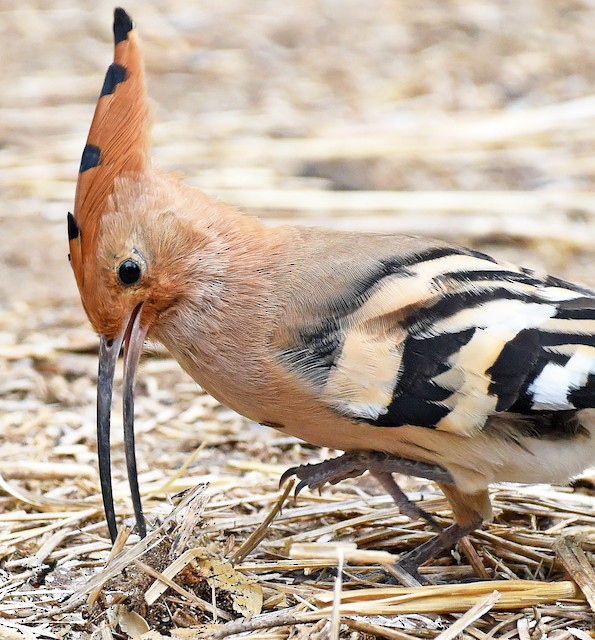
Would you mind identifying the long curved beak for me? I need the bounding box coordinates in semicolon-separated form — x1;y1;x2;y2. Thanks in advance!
97;303;148;542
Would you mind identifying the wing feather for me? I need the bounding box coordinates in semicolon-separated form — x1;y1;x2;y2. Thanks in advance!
278;243;595;435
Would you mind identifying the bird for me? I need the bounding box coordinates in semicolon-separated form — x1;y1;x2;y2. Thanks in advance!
68;8;595;583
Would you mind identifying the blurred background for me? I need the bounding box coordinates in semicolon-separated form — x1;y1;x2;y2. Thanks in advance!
2;0;595;311
1;0;595;573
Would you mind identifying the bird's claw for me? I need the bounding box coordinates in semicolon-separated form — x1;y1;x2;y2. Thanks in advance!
279;453;369;497
295;478;311;496
280;465;330;494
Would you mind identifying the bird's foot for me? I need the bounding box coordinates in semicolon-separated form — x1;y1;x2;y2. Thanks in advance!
280;451;452;531
281;450;453;491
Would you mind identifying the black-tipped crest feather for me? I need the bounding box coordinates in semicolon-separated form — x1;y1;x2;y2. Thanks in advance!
113;7;134;44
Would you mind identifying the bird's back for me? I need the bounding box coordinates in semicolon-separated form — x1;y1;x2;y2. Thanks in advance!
273;227;595;437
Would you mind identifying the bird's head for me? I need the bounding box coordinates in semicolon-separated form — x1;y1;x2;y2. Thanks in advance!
68;8;207;542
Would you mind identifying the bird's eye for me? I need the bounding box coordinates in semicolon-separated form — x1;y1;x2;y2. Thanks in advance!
118;259;142;286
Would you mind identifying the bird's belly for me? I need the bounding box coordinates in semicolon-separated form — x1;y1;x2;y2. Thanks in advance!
166;341;595;495
488;412;595;486
395;412;595;494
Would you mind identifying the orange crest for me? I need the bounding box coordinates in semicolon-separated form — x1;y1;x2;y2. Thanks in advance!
69;8;150;290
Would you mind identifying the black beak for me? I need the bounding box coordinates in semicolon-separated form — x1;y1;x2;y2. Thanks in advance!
97;304;148;542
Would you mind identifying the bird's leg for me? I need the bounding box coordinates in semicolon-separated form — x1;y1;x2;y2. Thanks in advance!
388;517;483;586
371;470;443;532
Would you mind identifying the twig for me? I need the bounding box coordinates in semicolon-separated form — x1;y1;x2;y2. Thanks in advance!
230;479;292;564
329;546;344;640
343;618;422;640
458;535;490;579
434;590;500;640
201;607;316;639
87;526;131;607
554;536;595;612
23;484;208;621
134;559;233;621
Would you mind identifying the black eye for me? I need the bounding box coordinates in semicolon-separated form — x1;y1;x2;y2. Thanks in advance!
118;259;142;286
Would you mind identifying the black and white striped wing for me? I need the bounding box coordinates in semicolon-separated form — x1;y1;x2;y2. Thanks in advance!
279;246;595;435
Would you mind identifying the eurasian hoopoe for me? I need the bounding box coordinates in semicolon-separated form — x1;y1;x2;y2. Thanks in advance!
68;8;595;583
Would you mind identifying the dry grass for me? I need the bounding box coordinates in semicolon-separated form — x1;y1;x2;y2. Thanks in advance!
1;0;595;637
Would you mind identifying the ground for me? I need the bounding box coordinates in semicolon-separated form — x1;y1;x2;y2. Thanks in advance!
1;1;595;638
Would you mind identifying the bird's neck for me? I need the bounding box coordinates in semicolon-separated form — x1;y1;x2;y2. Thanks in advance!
150;205;292;411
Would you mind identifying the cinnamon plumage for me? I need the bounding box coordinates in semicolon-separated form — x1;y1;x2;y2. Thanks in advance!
69;8;595;581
